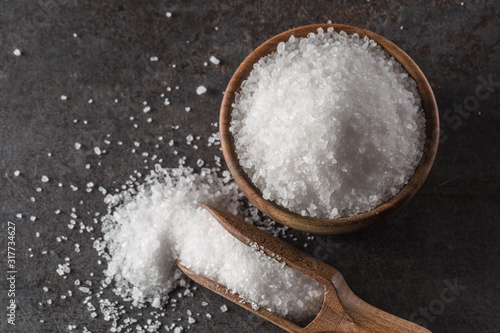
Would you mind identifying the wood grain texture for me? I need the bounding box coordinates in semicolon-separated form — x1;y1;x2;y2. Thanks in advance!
220;24;439;234
178;205;431;333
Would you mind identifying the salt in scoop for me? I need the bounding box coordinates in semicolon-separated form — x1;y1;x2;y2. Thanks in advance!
177;205;430;333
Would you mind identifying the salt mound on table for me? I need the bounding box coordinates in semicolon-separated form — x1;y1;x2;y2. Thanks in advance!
97;165;324;323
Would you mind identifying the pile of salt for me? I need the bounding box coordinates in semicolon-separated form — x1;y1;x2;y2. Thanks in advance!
231;28;425;218
98;165;324;323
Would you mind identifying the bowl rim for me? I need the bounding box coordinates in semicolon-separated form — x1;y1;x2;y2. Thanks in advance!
220;23;439;234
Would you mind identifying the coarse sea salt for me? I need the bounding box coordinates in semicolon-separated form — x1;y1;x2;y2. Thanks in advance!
209;56;220;65
231;28;425;218
96;165;324;324
196;85;207;95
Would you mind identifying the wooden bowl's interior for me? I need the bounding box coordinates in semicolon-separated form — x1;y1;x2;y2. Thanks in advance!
220;24;439;234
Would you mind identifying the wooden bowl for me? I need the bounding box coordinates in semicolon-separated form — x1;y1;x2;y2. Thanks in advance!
220;24;439;234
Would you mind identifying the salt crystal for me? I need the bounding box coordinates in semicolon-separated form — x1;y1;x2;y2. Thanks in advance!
57;263;71;276
61;95;67;100
151;297;161;308
220;305;228;312
196;86;207;95
166;11;172;17
13;49;21;56
41;175;49;183
14;170;20;177
209;56;220;65
74;142;81;150
79;287;90;293
143;106;151;113
94;147;101;155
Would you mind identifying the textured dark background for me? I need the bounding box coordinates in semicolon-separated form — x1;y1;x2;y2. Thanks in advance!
1;1;499;332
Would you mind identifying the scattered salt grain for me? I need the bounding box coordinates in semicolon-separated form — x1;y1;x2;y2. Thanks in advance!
220;305;228;313
61;95;67;100
209;56;220;65
13;49;21;56
79;287;90;294
14;170;20;177
94;147;101;155
75;142;81;150
231;28;425;218
41;175;49;183
166;11;172;17
196;86;207;95
56;263;71;276
150;56;159;62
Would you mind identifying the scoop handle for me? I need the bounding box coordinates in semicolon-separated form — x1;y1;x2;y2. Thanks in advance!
304;271;431;333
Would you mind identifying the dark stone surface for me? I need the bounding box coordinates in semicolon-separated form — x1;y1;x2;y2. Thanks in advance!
1;1;499;332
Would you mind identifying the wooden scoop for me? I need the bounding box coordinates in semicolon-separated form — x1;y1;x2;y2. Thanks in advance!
177;204;431;333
